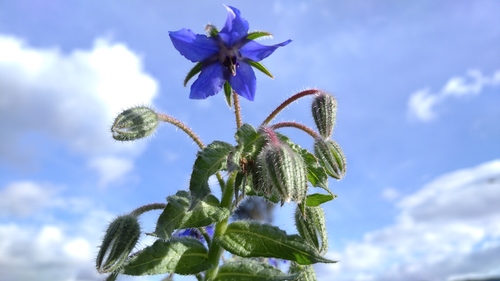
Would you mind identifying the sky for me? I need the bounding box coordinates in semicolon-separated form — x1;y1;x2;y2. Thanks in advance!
0;0;499;280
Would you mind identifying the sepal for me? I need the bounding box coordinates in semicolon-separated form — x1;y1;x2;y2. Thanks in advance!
111;106;158;141
311;92;337;139
96;214;141;273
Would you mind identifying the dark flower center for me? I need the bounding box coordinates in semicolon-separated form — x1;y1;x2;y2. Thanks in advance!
222;55;239;76
219;45;241;76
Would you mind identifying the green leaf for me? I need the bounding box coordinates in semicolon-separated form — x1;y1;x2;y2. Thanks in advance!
218;221;336;265
235;123;266;158
214;259;297;281
183;62;203;86
122;237;212;276
153;192;229;240
247;60;274;79
224;81;232;108
190;141;234;205
289;262;317;281
246;31;273;40
305;193;336;207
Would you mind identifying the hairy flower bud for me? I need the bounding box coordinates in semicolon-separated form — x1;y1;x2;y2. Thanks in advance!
295;205;328;254
254;140;308;205
311;92;337;139
96;214;141;273
111;106;158;141
314;138;346;179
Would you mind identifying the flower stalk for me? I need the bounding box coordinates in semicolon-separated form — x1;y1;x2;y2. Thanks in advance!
261;88;321;125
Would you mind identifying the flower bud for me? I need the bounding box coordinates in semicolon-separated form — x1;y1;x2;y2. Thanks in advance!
311;92;337;139
111;106;158;141
295;205;328;254
254;141;308;205
96;214;141;273
314;138;346;179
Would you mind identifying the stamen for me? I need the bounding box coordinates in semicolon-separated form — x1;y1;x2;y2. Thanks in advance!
222;55;239;76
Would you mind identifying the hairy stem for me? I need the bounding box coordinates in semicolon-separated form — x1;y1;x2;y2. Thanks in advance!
233;91;242;129
157;113;205;149
261;88;320;126
205;173;236;281
270;121;321;139
130;203;166;217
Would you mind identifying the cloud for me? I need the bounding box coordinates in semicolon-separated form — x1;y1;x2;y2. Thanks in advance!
318;160;500;281
0;34;158;163
88;156;135;188
0;180;115;281
407;69;500;121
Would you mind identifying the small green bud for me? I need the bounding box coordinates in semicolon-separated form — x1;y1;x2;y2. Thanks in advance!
96;214;141;273
255;140;308;205
311;92;337;139
288;262;317;281
314;138;346;179
111;106;158;141
295;205;328;254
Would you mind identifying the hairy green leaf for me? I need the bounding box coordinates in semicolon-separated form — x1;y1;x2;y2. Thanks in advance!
235;123;266;158
218;221;336;265
154;192;229;240
190;141;233;204
122;237;211;276
215;259;297;281
305;193;336;207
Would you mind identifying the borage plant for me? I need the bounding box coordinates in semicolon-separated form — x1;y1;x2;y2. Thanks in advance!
96;5;346;281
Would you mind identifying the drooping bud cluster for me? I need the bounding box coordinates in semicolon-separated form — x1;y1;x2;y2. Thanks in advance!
295;205;328;254
253;128;308;205
96;214;141;273
314;138;346;179
311;91;337;139
111;106;159;141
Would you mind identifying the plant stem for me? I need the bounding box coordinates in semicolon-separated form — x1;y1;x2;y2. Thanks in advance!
205;172;236;281
130;203;166;217
270;121;321;139
261;88;320;126
233;91;242;129
157;113;205;149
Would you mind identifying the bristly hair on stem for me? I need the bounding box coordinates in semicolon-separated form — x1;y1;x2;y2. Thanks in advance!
157;113;205;149
261;88;321;126
270;121;321;139
233;91;242;129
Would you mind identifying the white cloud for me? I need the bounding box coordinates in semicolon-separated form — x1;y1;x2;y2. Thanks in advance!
0;34;157;162
88;156;135;188
407;69;500;121
0;181;59;217
317;160;500;281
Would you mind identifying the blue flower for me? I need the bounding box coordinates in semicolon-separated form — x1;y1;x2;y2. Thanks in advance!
169;5;291;101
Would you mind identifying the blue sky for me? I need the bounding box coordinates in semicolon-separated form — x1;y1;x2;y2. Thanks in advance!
1;1;500;280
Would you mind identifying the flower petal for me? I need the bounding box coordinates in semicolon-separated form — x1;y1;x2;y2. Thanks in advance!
240;39;292;62
190;63;225;99
169;29;219;62
229;62;256;101
219;5;249;46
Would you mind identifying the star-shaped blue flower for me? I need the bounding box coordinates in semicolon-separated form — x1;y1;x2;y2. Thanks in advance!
169;5;291;101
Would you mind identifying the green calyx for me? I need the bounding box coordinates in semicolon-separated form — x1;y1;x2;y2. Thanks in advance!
254;140;308;205
111;106;158;141
96;214;141;273
314;138;346;179
311;92;337;139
